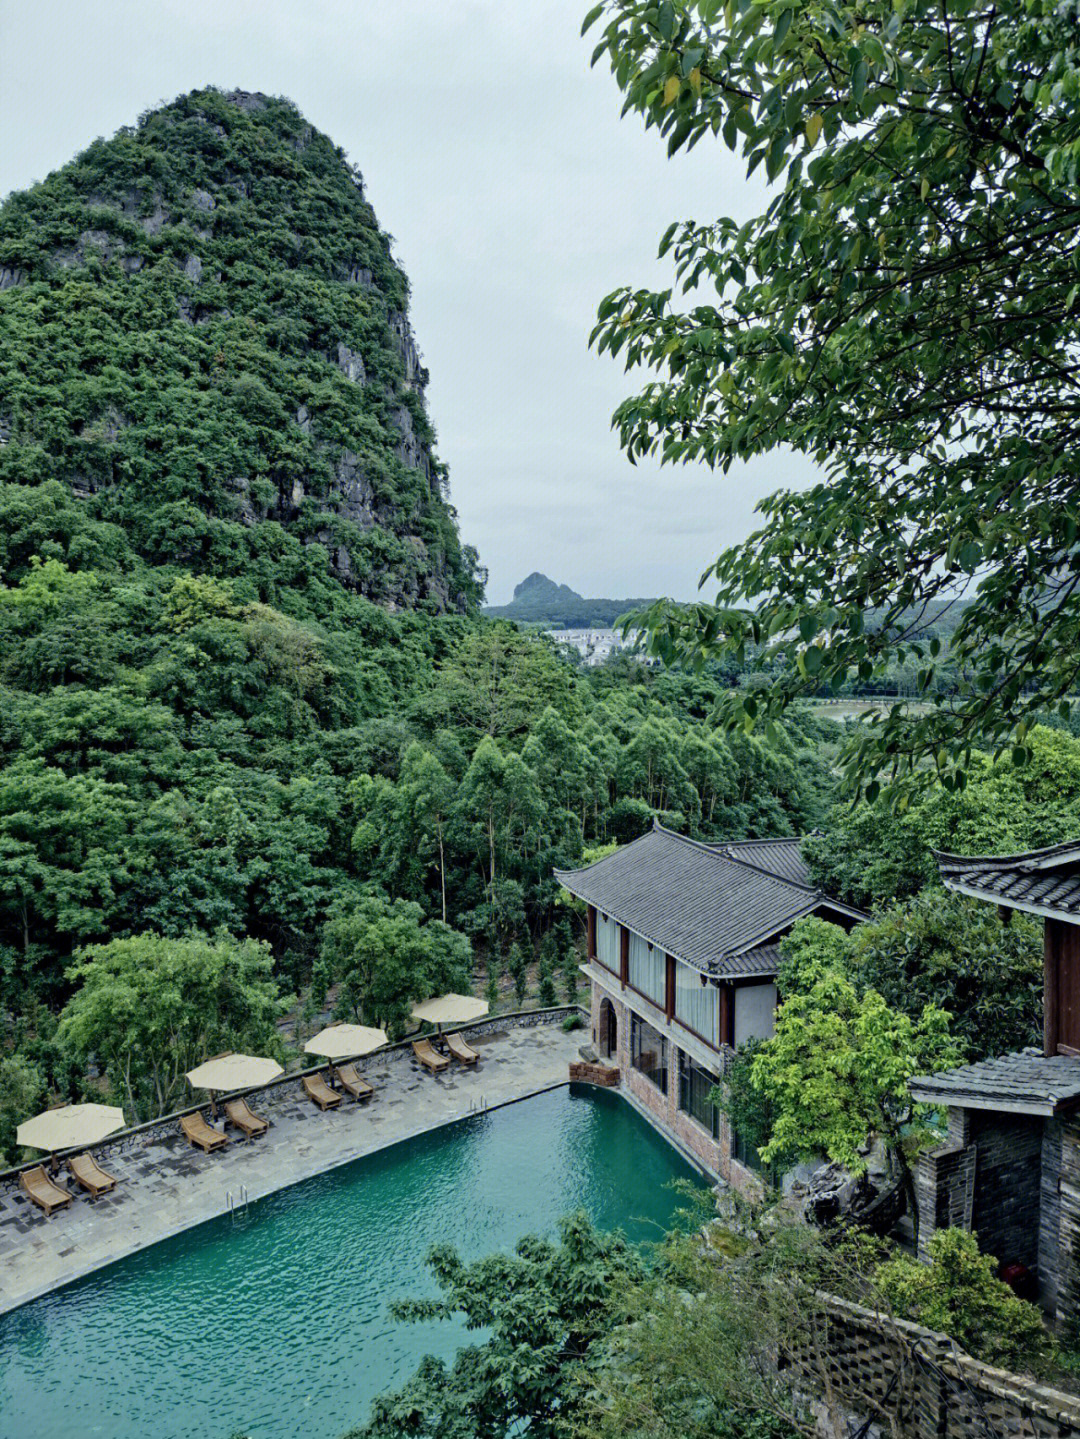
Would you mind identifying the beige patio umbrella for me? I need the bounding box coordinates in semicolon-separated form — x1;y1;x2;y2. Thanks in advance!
304;1022;388;1083
18;1103;127;1174
411;993;489;1032
185;1052;283;1117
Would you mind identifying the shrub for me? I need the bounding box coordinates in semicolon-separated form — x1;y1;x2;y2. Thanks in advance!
875;1228;1052;1372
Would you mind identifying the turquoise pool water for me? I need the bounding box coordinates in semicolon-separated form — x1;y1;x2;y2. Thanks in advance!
0;1086;703;1439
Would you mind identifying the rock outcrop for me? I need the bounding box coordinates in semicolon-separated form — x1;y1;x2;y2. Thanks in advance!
0;86;480;611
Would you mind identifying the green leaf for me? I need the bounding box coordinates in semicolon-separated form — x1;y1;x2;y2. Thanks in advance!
581;3;605;36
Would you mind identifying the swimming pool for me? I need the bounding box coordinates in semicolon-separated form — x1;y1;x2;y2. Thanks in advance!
0;1086;705;1439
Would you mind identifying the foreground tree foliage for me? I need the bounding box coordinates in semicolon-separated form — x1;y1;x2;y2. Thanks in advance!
346;1212;643;1439
587;0;1080;795
56;930;285;1121
876;1227;1053;1372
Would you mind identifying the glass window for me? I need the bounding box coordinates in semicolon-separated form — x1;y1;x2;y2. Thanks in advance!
678;1051;720;1140
628;931;665;1006
674;963;718;1046
630;1013;668;1093
732;1121;765;1174
596;912;620;975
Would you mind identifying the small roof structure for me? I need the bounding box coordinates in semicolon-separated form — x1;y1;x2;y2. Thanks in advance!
715;837;814;888
909;1049;1080;1117
304;1023;388;1060
411;994;488;1026
555;822;865;978
17;1103;127;1154
185;1053;283;1092
935;840;1080;924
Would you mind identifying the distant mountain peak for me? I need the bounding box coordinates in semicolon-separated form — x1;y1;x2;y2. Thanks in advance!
513;572;580;602
487;574;657;628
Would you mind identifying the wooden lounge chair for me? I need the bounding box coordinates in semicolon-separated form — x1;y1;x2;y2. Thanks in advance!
445;1032;479;1067
180;1112;228;1153
303;1073;342;1110
412;1038;451;1074
20;1165;73;1216
224;1098;269;1140
68;1152;118;1199
337;1064;374;1102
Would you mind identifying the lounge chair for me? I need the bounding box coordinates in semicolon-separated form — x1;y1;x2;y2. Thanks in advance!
68;1151;118;1199
225;1098;269;1140
180;1112;228;1153
412;1038;451;1074
303;1073;342;1110
20;1165;73;1216
445;1032;479;1067
337;1064;374;1102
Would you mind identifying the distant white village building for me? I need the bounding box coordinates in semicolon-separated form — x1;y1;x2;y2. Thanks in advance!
548;627;645;666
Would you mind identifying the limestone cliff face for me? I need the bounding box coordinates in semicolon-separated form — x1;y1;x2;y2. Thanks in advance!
0;88;481;611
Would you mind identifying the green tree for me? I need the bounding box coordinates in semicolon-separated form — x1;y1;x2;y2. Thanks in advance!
0;1054;47;1166
347;1212;643;1439
851;891;1042;1062
507;942;529;1008
805;724;1080;909
56;931;284;1122
586;0;1080;794
751;939;960;1237
485;951;501;1014
538;946;558;1009
318;895;472;1037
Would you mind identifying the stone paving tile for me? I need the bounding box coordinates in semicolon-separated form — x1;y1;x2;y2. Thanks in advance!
0;1021;580;1314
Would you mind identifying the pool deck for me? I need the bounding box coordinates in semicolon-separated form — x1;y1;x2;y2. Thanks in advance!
0;1022;581;1316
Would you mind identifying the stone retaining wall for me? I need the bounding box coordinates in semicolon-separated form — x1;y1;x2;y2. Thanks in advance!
803;1292;1080;1438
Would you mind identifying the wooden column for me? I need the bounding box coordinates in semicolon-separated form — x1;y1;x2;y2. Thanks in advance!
586;906;596;961
718;983;734;1049
665;954;676;1021
1046;919;1059;1058
620;926;629;988
1048;917;1080;1056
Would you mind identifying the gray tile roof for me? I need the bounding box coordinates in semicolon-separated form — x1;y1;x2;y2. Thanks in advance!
717;838;812;888
730;943;785;978
935;840;1080;920
909;1049;1080;1116
555;823;864;978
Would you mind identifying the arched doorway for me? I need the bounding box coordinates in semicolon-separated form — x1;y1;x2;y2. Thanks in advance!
598;998;617;1060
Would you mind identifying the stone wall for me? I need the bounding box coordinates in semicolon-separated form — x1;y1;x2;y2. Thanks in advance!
1039;1117;1080;1322
801;1291;1080;1439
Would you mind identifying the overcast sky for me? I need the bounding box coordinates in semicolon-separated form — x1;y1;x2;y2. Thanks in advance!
0;0;819;604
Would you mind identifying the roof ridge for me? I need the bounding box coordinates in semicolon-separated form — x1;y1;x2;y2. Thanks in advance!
552;826;656;880
654;822;811;890
933;838;1080;869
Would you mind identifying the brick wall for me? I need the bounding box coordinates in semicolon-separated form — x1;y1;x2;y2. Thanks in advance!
969;1111;1044;1269
587;981;765;1190
917;1107;1042;1270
